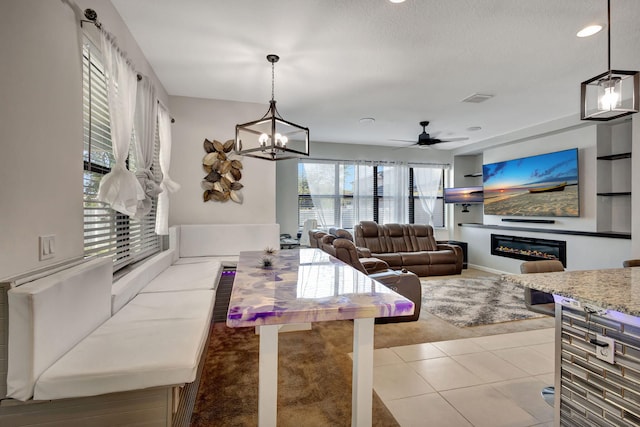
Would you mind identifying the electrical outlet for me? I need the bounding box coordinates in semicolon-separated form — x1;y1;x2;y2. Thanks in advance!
39;235;55;261
595;334;615;364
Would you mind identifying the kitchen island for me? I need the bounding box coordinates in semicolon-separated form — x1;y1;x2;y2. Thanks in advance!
506;267;640;427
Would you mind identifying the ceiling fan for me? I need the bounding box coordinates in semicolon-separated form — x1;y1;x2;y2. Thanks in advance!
394;121;469;148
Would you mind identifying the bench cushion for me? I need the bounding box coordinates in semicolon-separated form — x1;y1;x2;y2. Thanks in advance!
34;290;215;400
140;260;222;292
178;224;280;257
7;258;112;401
111;250;175;314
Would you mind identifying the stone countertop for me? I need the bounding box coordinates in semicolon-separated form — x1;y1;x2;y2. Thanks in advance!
226;248;414;327
505;267;640;317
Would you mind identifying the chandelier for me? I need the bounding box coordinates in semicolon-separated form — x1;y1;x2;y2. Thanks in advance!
235;54;310;160
580;0;639;121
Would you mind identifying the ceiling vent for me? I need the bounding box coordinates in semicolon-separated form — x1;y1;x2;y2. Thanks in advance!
461;93;494;103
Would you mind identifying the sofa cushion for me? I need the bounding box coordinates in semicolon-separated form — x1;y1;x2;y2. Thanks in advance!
399;251;430;267
355;221;388;253
140;260;222;292
407;224;438;251
34;290;215;400
371;252;403;268
384;224;411;252
428;249;458;264
7;258;112;401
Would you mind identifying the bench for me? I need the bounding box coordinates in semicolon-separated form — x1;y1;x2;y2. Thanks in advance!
0;223;280;426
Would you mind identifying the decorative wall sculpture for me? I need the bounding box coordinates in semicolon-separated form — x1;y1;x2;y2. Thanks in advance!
202;138;244;204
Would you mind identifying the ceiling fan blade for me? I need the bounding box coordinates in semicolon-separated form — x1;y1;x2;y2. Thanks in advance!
389;138;417;143
440;137;469;142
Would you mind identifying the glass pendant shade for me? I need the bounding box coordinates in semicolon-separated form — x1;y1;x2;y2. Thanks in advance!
580;0;639;121
581;70;639;121
235;55;310;160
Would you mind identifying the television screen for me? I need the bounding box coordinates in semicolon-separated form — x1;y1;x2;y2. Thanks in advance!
482;148;579;217
444;186;484;204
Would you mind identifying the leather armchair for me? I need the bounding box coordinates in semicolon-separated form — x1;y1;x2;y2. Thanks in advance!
332;238;421;322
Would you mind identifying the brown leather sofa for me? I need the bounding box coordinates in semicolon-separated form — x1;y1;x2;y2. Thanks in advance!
354;221;463;277
331;238;421;323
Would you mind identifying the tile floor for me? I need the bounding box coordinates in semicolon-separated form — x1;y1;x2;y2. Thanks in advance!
373;328;556;427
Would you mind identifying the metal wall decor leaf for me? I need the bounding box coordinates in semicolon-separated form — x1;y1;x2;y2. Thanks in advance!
201;136;244;204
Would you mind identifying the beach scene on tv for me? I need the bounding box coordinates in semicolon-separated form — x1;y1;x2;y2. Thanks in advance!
483;148;579;217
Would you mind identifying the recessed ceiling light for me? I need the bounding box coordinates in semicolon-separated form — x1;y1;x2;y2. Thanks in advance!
577;25;603;37
389;0;406;3
467;126;482;131
359;117;375;125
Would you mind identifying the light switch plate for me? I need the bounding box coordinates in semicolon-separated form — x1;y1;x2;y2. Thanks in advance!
39;235;55;261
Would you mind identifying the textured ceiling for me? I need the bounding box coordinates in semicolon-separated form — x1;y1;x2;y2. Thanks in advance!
111;0;640;151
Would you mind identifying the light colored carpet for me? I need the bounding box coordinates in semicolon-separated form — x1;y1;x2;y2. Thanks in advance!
421;275;545;327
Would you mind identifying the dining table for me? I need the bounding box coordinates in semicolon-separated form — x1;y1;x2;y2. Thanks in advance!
226;248;415;426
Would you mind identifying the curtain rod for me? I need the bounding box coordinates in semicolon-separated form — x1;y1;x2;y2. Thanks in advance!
157;100;175;124
80;8;102;29
300;157;450;168
80;9;176;125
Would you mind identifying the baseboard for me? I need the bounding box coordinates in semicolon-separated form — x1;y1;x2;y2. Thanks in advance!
467;264;510;276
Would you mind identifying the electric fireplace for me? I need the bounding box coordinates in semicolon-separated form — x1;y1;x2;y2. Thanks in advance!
491;234;566;267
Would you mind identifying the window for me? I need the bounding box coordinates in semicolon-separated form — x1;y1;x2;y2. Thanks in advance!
298;161;445;229
82;38;161;271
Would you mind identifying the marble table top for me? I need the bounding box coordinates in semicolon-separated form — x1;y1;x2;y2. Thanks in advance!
505;267;640;317
226;248;415;327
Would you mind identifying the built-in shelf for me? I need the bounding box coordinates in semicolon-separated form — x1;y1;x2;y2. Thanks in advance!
596;152;631;161
597;192;632;197
463;172;483;177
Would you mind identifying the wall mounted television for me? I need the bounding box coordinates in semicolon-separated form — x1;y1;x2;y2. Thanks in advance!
482;148;579;217
444;186;484;204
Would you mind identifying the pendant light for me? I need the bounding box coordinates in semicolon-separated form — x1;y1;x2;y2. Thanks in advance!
235;54;310;160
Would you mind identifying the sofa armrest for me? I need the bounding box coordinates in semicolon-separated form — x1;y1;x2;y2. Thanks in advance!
360;257;390;274
356;246;372;258
437;244;463;271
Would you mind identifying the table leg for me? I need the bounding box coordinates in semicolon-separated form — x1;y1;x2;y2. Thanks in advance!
259;324;279;426
352;317;374;427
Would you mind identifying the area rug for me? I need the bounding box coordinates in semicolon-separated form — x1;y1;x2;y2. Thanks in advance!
191;321;400;427
421;276;545;327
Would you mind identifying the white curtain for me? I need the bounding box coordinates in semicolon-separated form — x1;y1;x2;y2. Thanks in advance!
353;161;374;224
302;162;334;229
413;166;443;226
97;30;144;216
133;75;162;218
155;104;181;235
380;163;408;224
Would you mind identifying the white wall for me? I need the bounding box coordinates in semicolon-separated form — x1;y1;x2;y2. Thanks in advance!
168;96;277;225
456;122;635;273
0;0;167;280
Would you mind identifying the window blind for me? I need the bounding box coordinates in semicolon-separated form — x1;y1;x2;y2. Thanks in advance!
82;38;160;271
